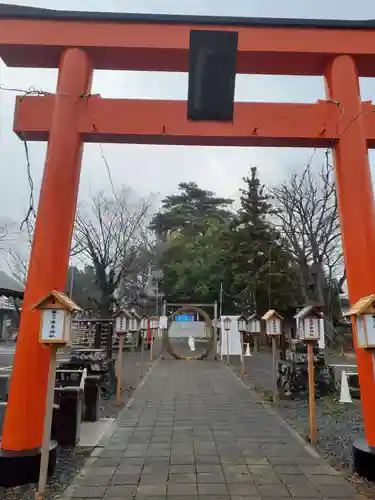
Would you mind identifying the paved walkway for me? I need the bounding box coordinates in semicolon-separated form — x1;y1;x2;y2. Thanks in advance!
66;360;362;499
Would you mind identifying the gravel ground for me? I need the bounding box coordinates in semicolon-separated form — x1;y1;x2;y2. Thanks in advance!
0;340;162;499
230;350;375;498
0;447;92;500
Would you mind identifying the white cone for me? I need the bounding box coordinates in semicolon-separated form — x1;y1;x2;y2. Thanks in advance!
339;369;352;404
245;343;252;357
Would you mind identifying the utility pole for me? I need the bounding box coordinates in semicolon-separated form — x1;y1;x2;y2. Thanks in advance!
155;280;159;316
69;266;75;298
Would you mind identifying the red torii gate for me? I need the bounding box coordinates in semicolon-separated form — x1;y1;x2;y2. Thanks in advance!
1;4;375;483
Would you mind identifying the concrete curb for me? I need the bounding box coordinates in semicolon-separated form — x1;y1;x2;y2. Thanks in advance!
61;357;160;499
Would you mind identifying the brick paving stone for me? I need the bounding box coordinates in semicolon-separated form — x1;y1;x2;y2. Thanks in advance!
282;472;318;485
168;483;198;495
316;484;359;497
79;474;113;486
62;360;360;500
168;473;197;483
251;474;282;485
286;484;323;497
169;465;196;474
110;473;141;485
257;484;291;497
224;473;255;484
137;484;167;496
91;458;122;467
71;486;107;498
105;485;137;497
229;497;262;500
166;497;199;500
226;483;259;495
306;474;350;486
198;482;229;495
197;472;225;482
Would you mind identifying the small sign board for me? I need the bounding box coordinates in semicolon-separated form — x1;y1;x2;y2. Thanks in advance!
40;308;66;343
175;313;196;322
115;316;127;334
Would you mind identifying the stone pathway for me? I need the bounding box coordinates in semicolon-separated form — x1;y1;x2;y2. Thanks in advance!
65;359;364;499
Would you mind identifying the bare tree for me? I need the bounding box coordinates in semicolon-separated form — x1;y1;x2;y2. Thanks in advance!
6;248;28;284
0;224;9;243
3;222;29;284
270;153;344;312
73;187;154;316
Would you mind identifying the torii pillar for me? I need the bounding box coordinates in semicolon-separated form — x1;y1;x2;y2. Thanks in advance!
325;55;375;478
0;48;92;486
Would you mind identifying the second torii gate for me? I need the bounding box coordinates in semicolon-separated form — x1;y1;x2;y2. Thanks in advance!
1;4;375;484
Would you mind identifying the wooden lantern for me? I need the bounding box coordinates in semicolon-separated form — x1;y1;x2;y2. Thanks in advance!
223;316;232;331
115;310;132;334
248;313;261;335
344;294;375;348
262;309;283;336
150;316;159;330
294;306;322;342
32;290;82;345
129;312;141;332
140;315;149;331
237;315;248;333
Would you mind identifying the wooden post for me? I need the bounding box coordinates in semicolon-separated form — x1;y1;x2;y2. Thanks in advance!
307;341;317;445
35;346;58;500
226;328;230;363
116;334;124;405
241;332;245;377
271;336;278;404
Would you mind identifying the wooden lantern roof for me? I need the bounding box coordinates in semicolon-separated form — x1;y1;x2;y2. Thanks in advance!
344;294;375;317
294;305;323;320
248;312;261;320
114;309;133;319
262;309;284;321
32;290;82;312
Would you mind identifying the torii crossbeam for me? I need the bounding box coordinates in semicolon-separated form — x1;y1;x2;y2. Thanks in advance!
1;3;375;485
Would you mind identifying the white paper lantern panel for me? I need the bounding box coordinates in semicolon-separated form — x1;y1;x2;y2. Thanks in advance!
116;316;127;333
356;314;375;348
40;309;66;343
302;317;320;341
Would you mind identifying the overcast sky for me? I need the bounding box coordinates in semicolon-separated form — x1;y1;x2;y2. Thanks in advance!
1;0;375;268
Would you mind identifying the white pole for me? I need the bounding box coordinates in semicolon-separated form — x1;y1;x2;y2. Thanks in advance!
156;281;159;316
219;282;223;318
69;266;75;298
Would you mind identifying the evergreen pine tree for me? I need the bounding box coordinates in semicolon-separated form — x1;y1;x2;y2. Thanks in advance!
224;167;298;313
